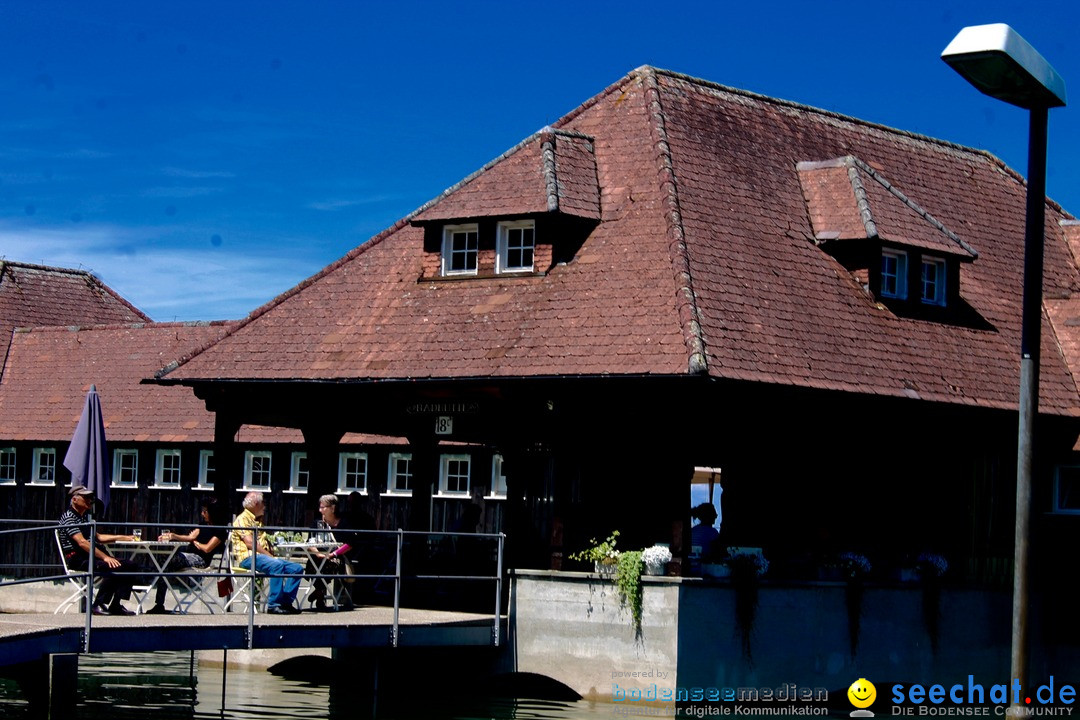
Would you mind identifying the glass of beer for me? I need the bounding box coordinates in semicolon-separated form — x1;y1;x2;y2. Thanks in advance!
132;528;142;541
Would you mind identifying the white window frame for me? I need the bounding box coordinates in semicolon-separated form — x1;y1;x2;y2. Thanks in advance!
496;220;535;274
31;448;56;486
489;454;507;499
288;451;310;493
196;449;215;489
441;223;479;276
1053;465;1080;514
881;249;908;300
921;256;947;306
386;452;413;497
154;449;182;488
438;453;471;497
243;450;273;491
338;452;368;493
0;448;15;485
112;449;138;488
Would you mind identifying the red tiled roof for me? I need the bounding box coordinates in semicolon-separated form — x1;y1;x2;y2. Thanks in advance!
0;322;408;445
0;261;148;368
162;67;1080;416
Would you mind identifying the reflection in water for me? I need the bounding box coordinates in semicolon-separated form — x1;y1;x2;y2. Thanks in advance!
0;651;622;719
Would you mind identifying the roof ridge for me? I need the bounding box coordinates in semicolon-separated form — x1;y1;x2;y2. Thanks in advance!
648;65;1076;222
13;320;232;334
848;156;979;258
649;67;984;158
540;130;560;212
642;67;707;375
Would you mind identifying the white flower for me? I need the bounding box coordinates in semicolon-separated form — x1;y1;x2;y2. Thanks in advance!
642;545;673;565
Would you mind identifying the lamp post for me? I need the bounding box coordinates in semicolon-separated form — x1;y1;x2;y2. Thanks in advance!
942;24;1066;697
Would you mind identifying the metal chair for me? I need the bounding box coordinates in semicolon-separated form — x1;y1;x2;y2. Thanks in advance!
53;529;152;614
220;530;267;613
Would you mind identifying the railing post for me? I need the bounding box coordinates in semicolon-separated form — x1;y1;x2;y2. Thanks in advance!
493;533;504;647
83;520;96;653
392;529;402;647
247;526;256;649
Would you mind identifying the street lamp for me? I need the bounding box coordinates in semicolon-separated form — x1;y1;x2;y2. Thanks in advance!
942;23;1066;696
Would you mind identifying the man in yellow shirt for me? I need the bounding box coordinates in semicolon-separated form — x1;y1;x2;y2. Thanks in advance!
232;491;304;614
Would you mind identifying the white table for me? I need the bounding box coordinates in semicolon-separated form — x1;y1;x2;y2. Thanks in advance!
277;542;343;609
112;540;187;611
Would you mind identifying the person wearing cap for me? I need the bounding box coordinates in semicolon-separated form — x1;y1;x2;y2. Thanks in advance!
57;485;141;615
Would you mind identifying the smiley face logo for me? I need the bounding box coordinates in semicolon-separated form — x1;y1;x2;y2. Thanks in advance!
848;678;876;709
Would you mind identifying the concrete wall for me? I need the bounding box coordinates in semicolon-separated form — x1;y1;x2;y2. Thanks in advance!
511;570;682;700
510;571;1063;700
677;583;1012;691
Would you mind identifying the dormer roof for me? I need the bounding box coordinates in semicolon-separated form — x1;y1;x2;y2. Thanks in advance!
798;156;978;260
412;129;600;222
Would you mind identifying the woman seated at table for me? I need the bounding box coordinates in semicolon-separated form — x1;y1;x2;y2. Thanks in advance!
163;496;229;568
145;497;229;615
309;494;358;611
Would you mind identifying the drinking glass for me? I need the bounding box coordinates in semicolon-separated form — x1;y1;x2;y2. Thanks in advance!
162;528;173;542
132;528;142;541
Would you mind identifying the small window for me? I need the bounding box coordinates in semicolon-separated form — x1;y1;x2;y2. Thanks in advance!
31;448;56;485
289;452;309;493
387;453;413;496
497;220;535;273
921;257;946;306
243;450;272;490
112;449;138;488
439;454;471;496
155;449;182;488
441;224;479;276
881;250;908;299
0;448;15;485
1053;465;1080;514
197;450;215;489
489;454;507;499
338;452;368;493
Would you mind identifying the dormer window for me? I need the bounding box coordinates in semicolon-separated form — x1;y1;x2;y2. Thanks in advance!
442;224;478;276
497;220;535;274
921;257;946;306
881;250;908;300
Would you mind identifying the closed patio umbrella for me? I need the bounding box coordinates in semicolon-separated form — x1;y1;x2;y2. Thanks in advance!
63;384;111;515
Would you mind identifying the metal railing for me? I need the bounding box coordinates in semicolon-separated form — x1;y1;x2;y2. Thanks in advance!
0;519;505;654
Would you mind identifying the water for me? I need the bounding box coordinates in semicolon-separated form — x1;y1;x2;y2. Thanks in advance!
0;651;623;719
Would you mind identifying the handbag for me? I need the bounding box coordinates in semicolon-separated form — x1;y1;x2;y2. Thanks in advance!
216;550;233;597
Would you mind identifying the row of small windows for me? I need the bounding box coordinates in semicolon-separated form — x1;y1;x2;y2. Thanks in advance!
0;447;507;499
442;221;535;276
881;251;946;306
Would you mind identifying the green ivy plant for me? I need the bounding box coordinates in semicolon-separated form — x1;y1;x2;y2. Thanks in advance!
615;550;644;636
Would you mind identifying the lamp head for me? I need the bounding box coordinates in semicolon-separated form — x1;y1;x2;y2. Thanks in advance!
942;24;1066;109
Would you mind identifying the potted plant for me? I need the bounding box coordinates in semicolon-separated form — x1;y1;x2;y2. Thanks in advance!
641;544;672;576
569;531;621;575
615;550;645;636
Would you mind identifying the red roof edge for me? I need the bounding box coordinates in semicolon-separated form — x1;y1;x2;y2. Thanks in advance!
641;67;708;375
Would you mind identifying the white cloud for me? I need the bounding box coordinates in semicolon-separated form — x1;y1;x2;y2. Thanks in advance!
160;167;236;179
306;194;401;211
0;222;325;322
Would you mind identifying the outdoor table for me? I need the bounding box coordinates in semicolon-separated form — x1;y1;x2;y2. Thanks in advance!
112;540;187;611
276;541;343;609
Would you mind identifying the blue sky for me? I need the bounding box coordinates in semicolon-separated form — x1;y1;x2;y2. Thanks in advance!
2;1;1079;321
